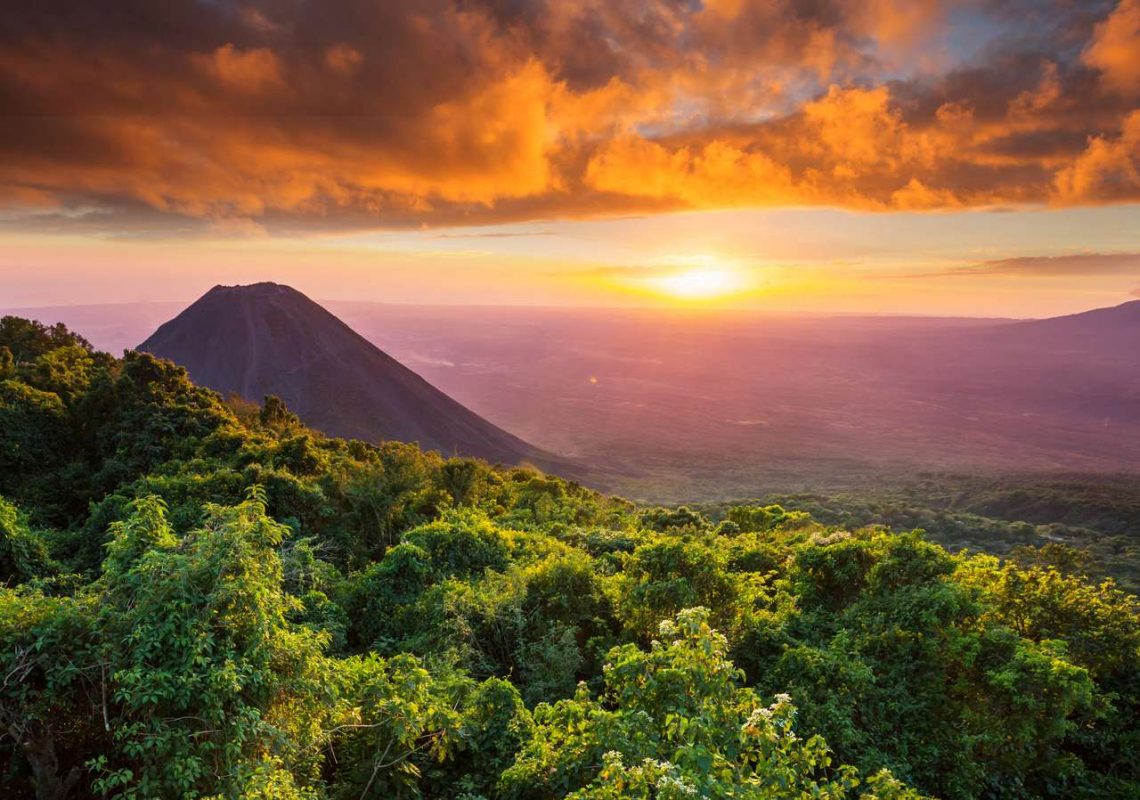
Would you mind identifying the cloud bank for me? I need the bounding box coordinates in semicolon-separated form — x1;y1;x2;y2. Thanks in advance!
955;252;1140;276
1;0;1139;233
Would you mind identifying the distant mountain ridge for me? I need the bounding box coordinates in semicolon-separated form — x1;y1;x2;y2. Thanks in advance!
990;299;1140;357
139;282;565;469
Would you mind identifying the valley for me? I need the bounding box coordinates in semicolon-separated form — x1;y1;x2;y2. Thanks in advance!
8;298;1138;500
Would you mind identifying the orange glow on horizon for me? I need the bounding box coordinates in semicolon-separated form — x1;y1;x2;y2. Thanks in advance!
615;255;758;304
648;267;748;302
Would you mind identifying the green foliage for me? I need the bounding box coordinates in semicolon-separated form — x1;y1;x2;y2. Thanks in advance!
0;318;1137;800
345;542;434;651
0;379;69;509
92;491;333;799
755;479;1140;592
501;607;921;800
726;502;810;533
403;510;512;579
259;394;303;433
0;585;103;799
324;653;460;799
957;556;1140;794
0;316;94;364
616;537;738;638
424;677;533;799
0;496;56;584
738;530;1107;799
639;504;708;532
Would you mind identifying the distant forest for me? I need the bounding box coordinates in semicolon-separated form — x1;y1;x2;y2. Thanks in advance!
1;316;1138;799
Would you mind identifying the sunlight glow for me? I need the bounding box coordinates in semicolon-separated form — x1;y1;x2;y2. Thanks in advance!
648;265;746;301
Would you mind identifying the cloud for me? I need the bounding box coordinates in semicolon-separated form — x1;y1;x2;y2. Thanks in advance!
195;44;283;92
945;253;1140;277
1;0;1139;234
433;230;557;239
584;136;798;207
1053;111;1140;203
1084;0;1140;96
324;44;363;76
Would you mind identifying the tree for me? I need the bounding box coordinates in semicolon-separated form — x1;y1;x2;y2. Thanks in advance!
92;491;332;799
1;320;1138;799
325;654;460;799
0;318;92;365
500;607;920;800
616;538;737;638
958;555;1140;793
259;394;303;433
0;587;101;800
0;346;14;379
0;497;56;585
0;380;70;510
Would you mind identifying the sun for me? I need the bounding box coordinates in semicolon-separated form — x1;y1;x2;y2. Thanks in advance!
649;266;745;301
605;254;756;304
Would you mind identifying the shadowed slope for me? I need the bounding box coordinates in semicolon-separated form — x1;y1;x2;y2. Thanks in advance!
139;282;563;469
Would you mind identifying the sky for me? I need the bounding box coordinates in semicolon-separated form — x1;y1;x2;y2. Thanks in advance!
2;0;1139;316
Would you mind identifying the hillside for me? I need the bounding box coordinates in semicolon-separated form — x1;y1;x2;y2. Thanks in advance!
0;316;1137;799
138;283;564;470
994;299;1140;354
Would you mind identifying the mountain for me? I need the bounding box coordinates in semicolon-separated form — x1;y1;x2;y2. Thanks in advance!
138;282;564;469
987;299;1140;359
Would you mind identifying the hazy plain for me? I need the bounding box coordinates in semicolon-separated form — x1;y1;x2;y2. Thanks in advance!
5;299;1138;500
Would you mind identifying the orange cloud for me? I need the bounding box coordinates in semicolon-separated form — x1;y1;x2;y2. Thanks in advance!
0;0;1137;233
853;0;944;46
890;178;963;210
585;136;796;207
324;44;363;76
1054;111;1140;203
1084;0;1140;96
195;44;283;93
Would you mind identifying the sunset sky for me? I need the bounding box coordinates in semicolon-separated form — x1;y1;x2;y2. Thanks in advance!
2;0;1140;316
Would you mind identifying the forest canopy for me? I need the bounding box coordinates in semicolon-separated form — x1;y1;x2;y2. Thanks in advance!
1;316;1137;799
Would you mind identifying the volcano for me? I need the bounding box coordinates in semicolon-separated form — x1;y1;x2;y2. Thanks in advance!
139;282;562;468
